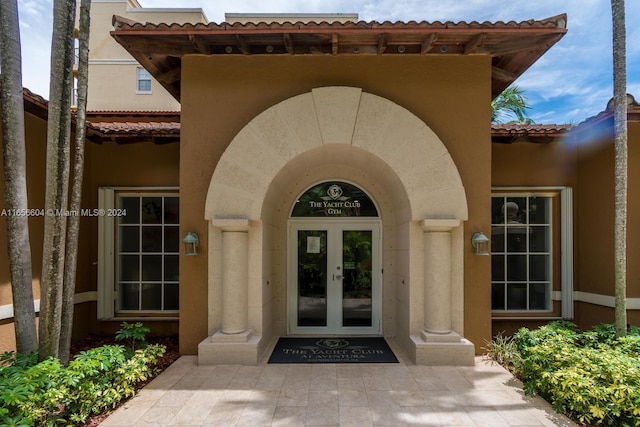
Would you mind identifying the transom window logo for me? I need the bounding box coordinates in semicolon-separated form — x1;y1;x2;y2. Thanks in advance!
322;184;348;201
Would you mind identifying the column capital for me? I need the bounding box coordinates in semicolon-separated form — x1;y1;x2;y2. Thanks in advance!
211;218;250;232
421;218;461;232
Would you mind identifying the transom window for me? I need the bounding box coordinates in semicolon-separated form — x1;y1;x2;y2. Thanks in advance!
291;181;378;217
491;195;552;311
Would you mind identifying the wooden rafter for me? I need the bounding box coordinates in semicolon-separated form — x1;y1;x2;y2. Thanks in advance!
157;67;181;85
464;33;486;54
377;33;388;54
491;66;517;82
421;33;437;54
490;33;562;56
235;35;250;55
284;33;294;54
188;34;208;54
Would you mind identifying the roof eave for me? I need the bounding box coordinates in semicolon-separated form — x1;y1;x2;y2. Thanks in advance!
110;14;567;102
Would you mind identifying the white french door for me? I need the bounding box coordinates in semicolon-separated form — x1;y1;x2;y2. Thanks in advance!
288;220;381;335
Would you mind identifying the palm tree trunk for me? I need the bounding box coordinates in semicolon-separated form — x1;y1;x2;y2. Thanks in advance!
611;0;627;338
39;0;77;360
0;0;38;355
59;0;92;365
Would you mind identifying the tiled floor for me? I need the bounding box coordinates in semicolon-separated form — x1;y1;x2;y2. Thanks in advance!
100;339;577;426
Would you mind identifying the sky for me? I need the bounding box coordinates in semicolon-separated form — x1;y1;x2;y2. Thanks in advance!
16;0;640;124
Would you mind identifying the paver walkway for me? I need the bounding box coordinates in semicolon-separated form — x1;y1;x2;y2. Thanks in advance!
100;339;577;426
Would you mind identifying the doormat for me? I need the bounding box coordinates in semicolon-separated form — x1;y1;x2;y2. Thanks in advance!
268;337;398;364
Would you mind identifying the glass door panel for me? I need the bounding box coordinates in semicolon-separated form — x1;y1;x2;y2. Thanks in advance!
289;221;380;334
342;230;373;327
297;230;327;327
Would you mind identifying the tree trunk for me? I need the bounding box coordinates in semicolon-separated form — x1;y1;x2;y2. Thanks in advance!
0;0;38;355
59;0;92;365
39;0;77;360
611;0;627;338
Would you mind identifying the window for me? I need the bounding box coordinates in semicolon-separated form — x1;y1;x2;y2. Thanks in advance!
98;188;179;319
136;67;152;93
491;188;573;317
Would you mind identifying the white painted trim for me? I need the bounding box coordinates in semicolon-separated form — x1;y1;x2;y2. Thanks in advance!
0;292;98;321
74;291;98;305
574;291;640;310
560;187;574;318
493;317;564;321
89;59;138;65
0;300;39;320
98;187;115;319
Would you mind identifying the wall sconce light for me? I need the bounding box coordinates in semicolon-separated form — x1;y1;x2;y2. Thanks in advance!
471;232;490;256
183;232;199;256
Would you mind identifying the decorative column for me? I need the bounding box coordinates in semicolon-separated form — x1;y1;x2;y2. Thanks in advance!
211;218;251;341
421;219;460;341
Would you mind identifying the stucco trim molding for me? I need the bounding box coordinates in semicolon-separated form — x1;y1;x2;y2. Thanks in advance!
574;291;640;310
205;86;468;222
0;292;97;321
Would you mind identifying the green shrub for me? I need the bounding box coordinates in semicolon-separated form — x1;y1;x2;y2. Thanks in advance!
482;333;523;375
115;321;151;355
0;344;165;426
485;321;640;426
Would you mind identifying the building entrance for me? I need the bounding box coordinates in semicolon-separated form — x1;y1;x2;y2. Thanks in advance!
288;181;381;335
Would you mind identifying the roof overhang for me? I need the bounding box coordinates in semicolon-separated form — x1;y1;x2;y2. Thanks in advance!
111;14;567;101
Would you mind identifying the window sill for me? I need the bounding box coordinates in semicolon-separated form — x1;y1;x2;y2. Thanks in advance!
492;316;565;321
100;316;179;322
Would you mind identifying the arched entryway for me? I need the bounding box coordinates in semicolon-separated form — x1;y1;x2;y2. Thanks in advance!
200;87;472;365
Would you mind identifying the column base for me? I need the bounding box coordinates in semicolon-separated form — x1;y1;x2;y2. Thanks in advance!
198;331;262;365
211;330;253;342
410;335;475;366
421;330;462;343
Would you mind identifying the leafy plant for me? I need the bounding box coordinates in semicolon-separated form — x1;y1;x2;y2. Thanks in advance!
482;332;523;375
485;321;640;426
115;322;150;354
0;344;165;426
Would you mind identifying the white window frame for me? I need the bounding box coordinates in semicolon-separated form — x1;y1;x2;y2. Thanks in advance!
97;187;179;320
136;67;152;94
491;187;573;319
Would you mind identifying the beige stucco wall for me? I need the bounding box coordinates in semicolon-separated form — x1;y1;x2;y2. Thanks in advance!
179;54;492;356
0;113;47;352
575;118;640;327
85;0;206;111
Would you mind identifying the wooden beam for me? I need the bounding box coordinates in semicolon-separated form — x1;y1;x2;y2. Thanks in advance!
421;33;437;54
492;66;517;82
188;34;208;54
490;33;562;56
235;35;250;55
464;33;486;54
332;34;338;55
284;33;294;54
156;67;181;85
377;33;388;54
